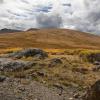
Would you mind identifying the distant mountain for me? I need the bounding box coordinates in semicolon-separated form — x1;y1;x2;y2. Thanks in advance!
0;28;100;49
0;28;22;33
27;28;39;31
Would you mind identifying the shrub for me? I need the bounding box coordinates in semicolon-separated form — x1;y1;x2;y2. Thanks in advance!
64;49;84;55
79;50;100;63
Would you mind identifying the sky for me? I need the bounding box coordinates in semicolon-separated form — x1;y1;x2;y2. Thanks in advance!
0;0;100;34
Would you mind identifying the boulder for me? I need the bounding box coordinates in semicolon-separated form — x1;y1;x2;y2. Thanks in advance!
0;58;35;72
83;80;100;100
8;48;48;59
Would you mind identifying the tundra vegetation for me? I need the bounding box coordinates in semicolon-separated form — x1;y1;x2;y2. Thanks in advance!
0;48;100;100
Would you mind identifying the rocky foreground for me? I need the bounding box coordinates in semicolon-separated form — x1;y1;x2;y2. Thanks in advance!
0;48;100;100
0;78;64;100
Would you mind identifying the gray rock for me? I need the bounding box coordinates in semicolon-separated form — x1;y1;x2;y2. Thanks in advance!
8;48;48;59
49;58;63;67
0;58;35;72
37;70;47;77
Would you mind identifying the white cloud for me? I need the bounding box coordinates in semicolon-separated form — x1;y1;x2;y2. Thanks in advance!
0;0;100;34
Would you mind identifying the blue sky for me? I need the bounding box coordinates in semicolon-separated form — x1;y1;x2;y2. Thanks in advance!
0;0;100;34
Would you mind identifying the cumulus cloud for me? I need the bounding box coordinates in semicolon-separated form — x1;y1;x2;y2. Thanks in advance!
36;13;62;28
0;0;100;34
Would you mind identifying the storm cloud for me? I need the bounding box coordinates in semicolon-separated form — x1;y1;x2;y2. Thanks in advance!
0;0;100;34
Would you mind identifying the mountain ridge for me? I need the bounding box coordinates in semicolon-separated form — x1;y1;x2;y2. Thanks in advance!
0;28;22;33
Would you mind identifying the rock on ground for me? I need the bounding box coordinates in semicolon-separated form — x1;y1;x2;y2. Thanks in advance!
0;78;80;100
0;69;85;100
49;58;63;67
7;48;48;59
0;58;35;72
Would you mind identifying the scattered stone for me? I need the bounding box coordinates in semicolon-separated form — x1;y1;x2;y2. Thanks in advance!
34;98;38;100
37;71;46;77
0;78;64;100
0;75;6;82
49;58;63;67
73;93;80;99
18;86;26;92
53;83;63;96
69;97;74;100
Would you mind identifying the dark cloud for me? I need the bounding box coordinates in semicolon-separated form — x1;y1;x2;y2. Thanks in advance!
35;5;52;13
36;13;62;28
63;3;71;7
0;0;100;34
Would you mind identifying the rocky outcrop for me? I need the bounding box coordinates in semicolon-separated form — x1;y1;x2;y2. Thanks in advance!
0;58;35;72
0;78;64;100
0;28;21;33
8;48;48;59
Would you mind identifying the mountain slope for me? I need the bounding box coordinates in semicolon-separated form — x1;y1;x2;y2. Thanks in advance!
0;29;100;49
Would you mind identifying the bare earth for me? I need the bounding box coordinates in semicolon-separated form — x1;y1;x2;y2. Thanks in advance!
0;78;82;100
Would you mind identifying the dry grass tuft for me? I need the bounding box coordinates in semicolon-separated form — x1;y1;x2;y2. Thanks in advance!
0;47;22;54
79;50;100;63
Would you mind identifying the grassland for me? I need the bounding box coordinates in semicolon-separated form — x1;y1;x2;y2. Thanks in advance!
0;48;100;88
0;29;100;49
0;29;100;100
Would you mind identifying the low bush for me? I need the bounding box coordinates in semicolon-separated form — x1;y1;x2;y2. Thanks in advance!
79;50;100;63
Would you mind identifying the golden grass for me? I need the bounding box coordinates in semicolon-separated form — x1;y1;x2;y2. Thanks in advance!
0;29;100;49
0;47;22;54
44;49;66;53
0;47;99;88
79;50;100;62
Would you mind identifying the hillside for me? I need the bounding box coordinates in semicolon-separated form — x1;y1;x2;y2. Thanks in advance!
0;29;100;100
0;28;100;49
